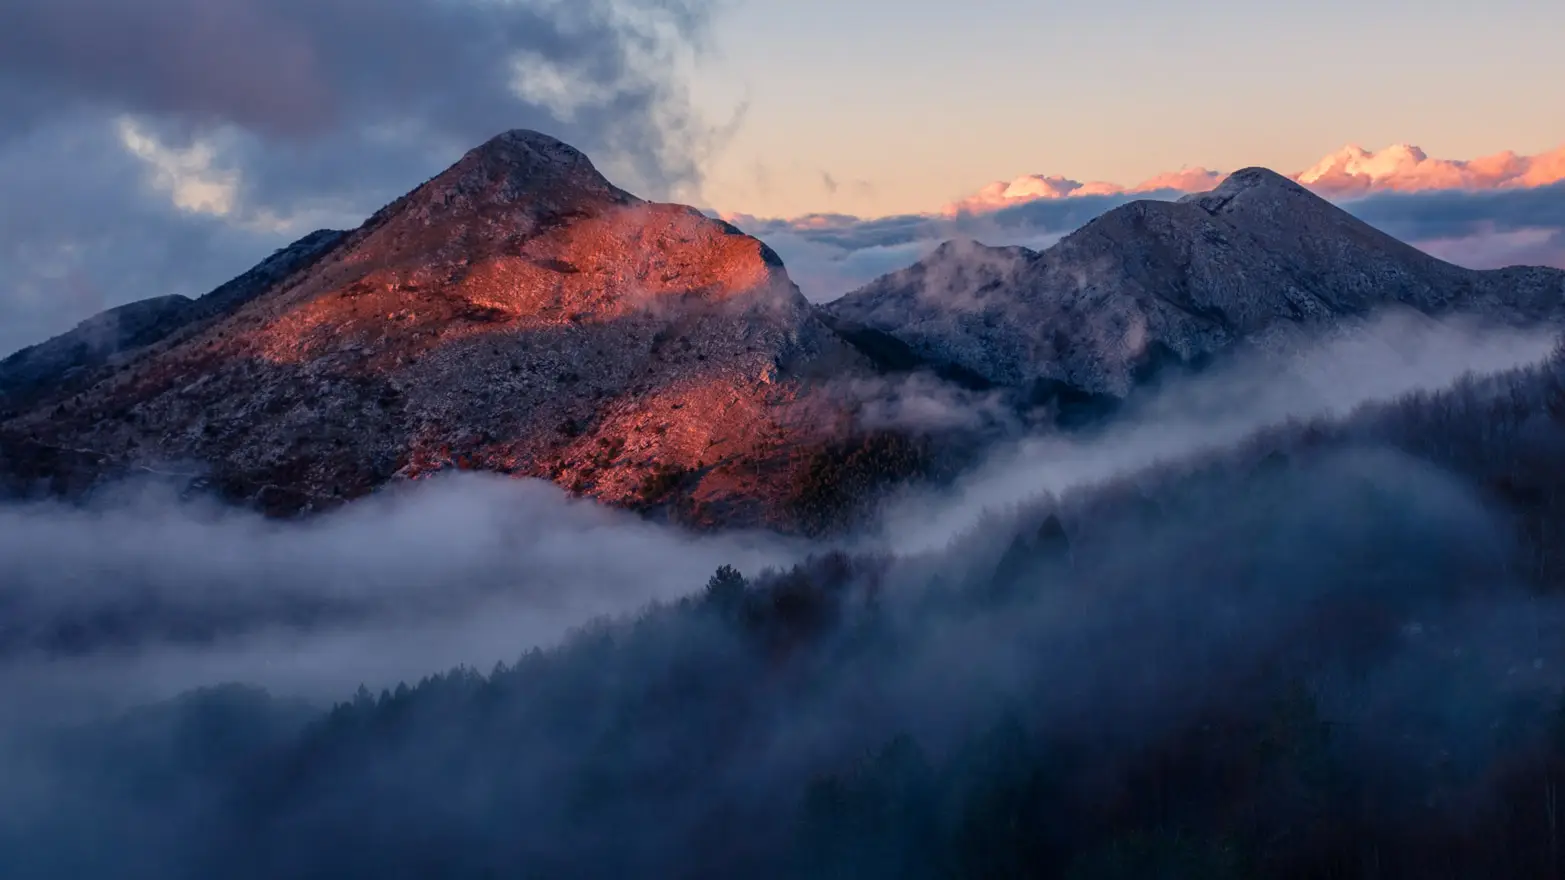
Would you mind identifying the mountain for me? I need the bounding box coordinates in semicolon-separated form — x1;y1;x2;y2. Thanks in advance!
0;130;867;528
0;229;343;415
825;168;1565;406
6;135;1565;531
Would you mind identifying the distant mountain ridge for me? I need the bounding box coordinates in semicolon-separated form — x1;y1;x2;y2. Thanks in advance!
3;134;1563;531
827;167;1565;404
0;229;343;414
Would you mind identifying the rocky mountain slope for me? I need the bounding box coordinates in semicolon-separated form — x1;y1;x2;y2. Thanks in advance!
824;168;1565;404
6;138;1564;533
0;131;869;528
0;229;343;415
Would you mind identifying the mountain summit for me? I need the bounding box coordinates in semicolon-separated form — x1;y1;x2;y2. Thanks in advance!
4;138;1563;530
0;130;862;527
825;166;1565;399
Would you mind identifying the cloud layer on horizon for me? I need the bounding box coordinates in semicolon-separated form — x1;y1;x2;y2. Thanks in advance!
727;146;1565;304
1;26;1562;366
932;142;1565;215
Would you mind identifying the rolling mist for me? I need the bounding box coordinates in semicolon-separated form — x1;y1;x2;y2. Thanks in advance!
872;310;1558;555
5;310;1565;877
0;476;803;715
1;311;1551;708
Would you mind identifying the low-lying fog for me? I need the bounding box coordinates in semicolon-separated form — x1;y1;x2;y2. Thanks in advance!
0;310;1556;719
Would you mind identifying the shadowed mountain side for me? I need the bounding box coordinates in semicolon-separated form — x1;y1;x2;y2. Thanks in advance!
0;230;345;414
824;169;1565;397
9;139;1565;534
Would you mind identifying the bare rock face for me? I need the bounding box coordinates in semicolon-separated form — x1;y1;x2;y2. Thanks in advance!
0;130;864;528
825;168;1565;399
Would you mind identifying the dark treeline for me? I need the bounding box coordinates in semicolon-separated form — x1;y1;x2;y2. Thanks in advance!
13;348;1565;877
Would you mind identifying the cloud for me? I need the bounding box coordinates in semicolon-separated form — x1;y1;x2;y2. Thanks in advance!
0;0;722;358
727;199;1127;302
1344;181;1565;244
941;143;1565;216
870;312;1560;557
0;473;803;717
747;232;938;302
1299;143;1565;197
0;112;313;357
6;313;1549;720
1413;226;1565;271
808;173;871;201
729;143;1559;304
115;118;240;217
732;179;1565;305
817;371;1016;435
944;166;1224;214
11;354;1565;876
1340;183;1565;271
0;0;713;183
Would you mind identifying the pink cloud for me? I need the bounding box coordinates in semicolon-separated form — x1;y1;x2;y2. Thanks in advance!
942;167;1224;215
724;143;1565;303
942;143;1565;214
1298;144;1565;196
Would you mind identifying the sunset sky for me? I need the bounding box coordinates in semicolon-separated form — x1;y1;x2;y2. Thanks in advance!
0;0;1562;353
691;0;1565;217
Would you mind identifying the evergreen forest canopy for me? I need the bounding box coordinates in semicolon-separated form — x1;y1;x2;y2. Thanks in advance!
6;336;1565;877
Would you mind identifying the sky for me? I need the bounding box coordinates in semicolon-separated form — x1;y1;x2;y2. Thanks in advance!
0;0;1562;356
693;0;1565;218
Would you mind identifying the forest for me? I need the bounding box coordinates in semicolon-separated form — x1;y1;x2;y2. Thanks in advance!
9;341;1565;878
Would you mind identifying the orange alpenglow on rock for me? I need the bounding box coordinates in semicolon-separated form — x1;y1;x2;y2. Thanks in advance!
4;132;1564;535
0;130;869;529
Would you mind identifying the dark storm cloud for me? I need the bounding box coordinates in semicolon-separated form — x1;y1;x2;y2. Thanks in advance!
0;0;718;196
0;0;712;181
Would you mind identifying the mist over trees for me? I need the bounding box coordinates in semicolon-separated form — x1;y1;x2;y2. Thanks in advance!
9;327;1565;877
3;336;1565;876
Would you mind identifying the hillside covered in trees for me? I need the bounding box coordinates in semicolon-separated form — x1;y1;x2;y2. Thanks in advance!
9;342;1565;878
